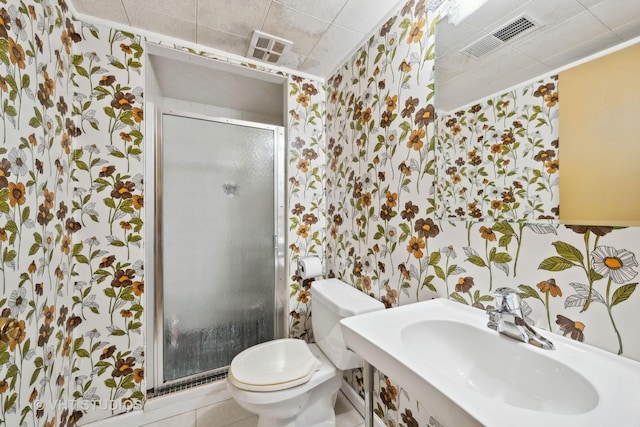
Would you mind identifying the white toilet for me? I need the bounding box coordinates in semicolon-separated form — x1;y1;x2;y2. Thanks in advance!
227;278;385;427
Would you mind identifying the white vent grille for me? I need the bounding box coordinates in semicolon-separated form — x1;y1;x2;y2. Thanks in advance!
247;31;293;65
461;14;541;59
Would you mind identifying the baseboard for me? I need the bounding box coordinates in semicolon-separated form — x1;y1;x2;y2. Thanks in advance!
340;379;387;427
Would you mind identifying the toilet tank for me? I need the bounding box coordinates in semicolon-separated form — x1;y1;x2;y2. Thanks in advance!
310;278;385;370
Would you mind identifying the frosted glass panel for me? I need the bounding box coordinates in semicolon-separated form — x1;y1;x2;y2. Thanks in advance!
161;114;275;382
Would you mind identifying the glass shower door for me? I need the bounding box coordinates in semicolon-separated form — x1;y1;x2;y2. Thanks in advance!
159;113;279;383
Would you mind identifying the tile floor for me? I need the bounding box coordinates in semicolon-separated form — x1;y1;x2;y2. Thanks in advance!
221;392;366;427
141;390;365;427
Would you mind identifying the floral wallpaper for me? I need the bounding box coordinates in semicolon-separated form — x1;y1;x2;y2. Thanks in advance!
324;1;639;427
326;1;443;425
0;0;636;427
0;0;144;425
436;75;560;222
286;76;326;341
0;0;328;425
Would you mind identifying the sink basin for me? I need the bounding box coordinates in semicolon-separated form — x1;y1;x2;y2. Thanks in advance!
401;320;598;415
340;298;640;427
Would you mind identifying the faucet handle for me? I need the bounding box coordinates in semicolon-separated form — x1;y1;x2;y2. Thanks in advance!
493;287;522;314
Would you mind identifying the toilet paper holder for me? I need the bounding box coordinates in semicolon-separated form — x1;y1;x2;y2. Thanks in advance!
297;256;322;279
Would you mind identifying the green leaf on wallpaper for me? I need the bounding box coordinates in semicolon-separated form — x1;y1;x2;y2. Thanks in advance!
121;377;136;389
110;328;126;336
5;220;17;233
29;367;41;387
492;222;515;236
109;238;125;247
128;321;142;331
71;54;83;66
429;251;441;266
449;292;467;305
491;252;512;264
75;66;89;78
434;265;445;280
104;106;116;118
552;241;584;263
498;234;512;248
518;284;542;301
75;348;90;358
73;337;84;351
588;268;604;283
28;243;39;256
4;392;16;413
3;104;16;117
75;160;89;171
539;256;576;271
612;283;637;307
467;254;486;268
103;198;116;209
105;378;117;388
103;288;116;299
110;149;126;158
75;254;89;264
21;73;29;89
110;60;126;70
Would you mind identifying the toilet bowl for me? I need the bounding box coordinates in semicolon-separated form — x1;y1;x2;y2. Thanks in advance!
226;278;385;427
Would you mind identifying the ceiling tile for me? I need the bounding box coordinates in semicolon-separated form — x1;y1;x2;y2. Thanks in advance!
511;11;612;62
72;0;129;24
197;0;271;38
612;17;640;41
487;60;552;92
462;0;529;29
122;0;196;23
435;21;484;55
262;2;332;55
277;49;306;70
306;25;364;74
576;0;606;8
124;4;197;42
466;47;540;82
437;74;490;112
334;0;403;35
541;31;622;69
275;0;350;22
521;0;587;28
196;27;249;57
589;0;640;29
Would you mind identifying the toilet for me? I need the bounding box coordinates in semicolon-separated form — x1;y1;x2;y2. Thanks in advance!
227;278;385;427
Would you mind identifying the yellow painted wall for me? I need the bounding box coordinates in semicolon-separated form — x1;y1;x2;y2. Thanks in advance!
559;43;640;226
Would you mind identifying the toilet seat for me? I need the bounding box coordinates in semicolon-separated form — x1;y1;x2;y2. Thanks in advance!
229;338;321;392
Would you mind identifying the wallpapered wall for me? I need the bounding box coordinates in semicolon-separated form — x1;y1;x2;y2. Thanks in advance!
325;2;639;427
0;0;148;424
1;0;637;427
0;0;326;425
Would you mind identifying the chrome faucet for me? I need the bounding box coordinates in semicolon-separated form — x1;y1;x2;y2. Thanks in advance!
487;287;554;350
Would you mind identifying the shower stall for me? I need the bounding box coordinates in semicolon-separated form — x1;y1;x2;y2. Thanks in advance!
149;111;286;391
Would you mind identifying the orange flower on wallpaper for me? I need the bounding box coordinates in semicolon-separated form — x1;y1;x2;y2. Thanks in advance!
537;278;562;297
407;236;425;259
407;18;425;43
8;37;26;69
479;226;496;241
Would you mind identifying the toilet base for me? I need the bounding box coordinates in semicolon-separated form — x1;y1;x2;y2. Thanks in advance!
256;378;340;427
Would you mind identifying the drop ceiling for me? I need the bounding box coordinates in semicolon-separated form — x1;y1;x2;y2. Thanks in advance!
436;0;640;111
69;0;640;111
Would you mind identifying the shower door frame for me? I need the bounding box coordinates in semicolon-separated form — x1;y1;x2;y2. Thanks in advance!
147;108;287;391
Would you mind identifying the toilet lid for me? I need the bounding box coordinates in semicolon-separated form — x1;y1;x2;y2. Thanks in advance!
229;338;321;392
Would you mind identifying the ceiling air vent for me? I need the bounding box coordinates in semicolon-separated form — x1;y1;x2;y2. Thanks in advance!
247;30;293;65
461;14;542;59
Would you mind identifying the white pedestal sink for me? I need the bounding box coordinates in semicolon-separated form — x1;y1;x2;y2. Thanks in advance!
340;298;640;427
